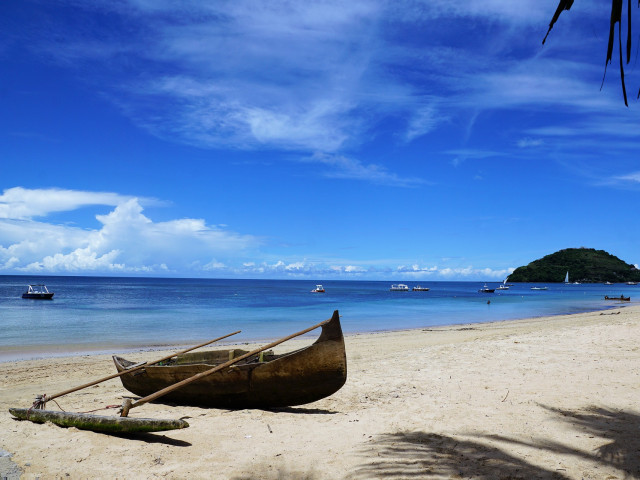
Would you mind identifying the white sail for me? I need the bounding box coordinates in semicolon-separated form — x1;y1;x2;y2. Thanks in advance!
564;271;569;283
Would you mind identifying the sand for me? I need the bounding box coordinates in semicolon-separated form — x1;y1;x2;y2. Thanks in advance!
1;306;639;479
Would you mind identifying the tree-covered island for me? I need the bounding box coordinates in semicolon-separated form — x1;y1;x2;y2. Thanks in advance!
508;248;640;283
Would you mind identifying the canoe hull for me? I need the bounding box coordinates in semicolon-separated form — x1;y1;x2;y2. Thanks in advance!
113;310;347;409
9;408;188;433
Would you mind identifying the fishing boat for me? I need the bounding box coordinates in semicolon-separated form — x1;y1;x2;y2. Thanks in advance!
310;285;325;293
113;310;347;409
604;295;630;301
412;285;430;291
21;284;54;299
478;284;495;293
390;284;409;291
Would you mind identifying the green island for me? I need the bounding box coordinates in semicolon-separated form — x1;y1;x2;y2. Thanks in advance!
508;248;640;283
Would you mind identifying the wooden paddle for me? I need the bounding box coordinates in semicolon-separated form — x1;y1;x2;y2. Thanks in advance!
33;330;241;409
120;316;332;416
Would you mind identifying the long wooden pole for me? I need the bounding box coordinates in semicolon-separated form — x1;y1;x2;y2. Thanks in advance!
121;317;330;416
37;331;241;406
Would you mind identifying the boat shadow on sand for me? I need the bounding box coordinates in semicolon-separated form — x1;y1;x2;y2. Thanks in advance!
109;432;192;447
140;398;338;415
263;406;337;415
350;405;640;479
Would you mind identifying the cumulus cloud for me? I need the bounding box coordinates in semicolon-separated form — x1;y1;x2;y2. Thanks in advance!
0;187;520;279
0;188;259;274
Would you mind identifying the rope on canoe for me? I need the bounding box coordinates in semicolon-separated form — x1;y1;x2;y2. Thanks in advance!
79;405;121;414
26;394;66;419
50;398;65;412
31;393;48;410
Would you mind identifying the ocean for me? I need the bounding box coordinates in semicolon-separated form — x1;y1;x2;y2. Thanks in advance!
0;275;635;362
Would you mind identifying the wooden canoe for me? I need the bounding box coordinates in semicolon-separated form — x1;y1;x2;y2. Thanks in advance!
113;310;347;409
604;295;630;301
9;408;189;433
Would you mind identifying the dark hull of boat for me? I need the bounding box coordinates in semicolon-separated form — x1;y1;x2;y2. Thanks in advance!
22;293;54;299
113;310;347;409
604;296;630;301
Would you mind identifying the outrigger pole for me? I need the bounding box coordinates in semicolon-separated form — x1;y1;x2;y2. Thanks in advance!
119;316;332;417
32;330;241;410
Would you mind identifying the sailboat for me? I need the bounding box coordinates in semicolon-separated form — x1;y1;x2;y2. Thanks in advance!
564;271;569;283
496;278;509;290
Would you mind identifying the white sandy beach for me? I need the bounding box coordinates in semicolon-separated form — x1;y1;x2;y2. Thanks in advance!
1;306;639;479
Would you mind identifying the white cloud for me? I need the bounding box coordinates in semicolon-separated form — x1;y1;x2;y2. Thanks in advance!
203;260;226;270
0;188;517;278
611;171;640;183
0;188;260;274
517;137;544;148
306;153;426;187
404;105;444;142
435;266;512;279
344;265;367;273
446;149;505;167
0;186;139;219
17;0;633;187
20;248;124;273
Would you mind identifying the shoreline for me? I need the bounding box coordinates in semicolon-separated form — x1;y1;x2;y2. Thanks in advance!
0;302;630;364
2;304;639;478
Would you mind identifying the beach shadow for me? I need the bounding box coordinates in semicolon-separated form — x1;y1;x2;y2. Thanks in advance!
478;405;640;479
263;406;337;415
350;431;569;479
110;432;192;446
231;467;319;480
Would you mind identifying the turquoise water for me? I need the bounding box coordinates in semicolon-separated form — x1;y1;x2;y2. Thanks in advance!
0;276;636;361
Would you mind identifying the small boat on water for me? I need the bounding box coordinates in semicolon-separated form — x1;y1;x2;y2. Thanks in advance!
21;284;54;300
531;286;549;290
627;281;638;285
605;295;630;301
604;281;613;285
496;278;509;290
478;284;495;293
412;286;430;291
390;284;409;291
113;310;347;409
310;285;325;293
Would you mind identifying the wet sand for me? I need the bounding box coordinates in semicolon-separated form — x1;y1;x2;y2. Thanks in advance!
1;306;639;479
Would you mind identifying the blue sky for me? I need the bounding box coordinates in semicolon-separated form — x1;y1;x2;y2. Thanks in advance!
1;0;639;280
